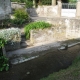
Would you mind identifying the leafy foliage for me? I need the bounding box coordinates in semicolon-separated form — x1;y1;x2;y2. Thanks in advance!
0;9;30;28
11;0;33;8
0;38;9;71
0;19;12;28
1;9;30;26
14;9;29;19
41;0;52;5
13;9;29;25
11;0;25;3
0;38;6;48
69;0;77;3
0;28;21;42
25;0;33;8
0;56;9;71
24;21;51;39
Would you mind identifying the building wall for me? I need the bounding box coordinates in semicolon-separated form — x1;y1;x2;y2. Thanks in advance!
0;0;11;20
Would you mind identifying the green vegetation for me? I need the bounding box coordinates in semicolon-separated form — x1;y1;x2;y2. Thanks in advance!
40;56;80;80
0;19;12;28
0;38;6;48
25;0;33;8
0;9;29;28
11;0;52;7
24;21;51;39
69;0;77;3
14;9;28;19
11;0;25;3
0;56;9;71
41;0;52;5
0;38;9;71
11;0;33;8
13;9;29;25
0;28;20;41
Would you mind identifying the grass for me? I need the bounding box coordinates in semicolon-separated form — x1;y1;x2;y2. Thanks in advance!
24;21;51;39
40;56;80;80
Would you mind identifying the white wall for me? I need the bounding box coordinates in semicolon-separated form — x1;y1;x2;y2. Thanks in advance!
61;9;76;17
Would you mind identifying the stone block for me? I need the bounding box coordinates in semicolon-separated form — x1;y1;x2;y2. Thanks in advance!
5;41;20;51
30;28;55;45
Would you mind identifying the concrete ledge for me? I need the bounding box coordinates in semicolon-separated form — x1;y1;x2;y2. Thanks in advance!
7;41;61;58
6;39;80;65
6;41;61;64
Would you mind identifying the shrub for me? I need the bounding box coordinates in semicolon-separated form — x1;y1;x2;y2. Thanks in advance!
0;38;9;71
12;18;26;25
0;38;6;49
0;19;12;28
24;21;51;39
0;28;21;42
0;56;9;71
25;0;33;8
14;9;28;19
0;38;6;56
13;9;29;25
69;0;77;3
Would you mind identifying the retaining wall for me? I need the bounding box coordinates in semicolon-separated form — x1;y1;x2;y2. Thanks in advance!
30;18;80;45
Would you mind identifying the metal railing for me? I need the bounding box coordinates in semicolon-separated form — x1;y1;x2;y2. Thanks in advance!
62;3;76;9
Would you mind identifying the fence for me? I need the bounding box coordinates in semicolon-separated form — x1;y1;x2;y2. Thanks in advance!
62;3;76;9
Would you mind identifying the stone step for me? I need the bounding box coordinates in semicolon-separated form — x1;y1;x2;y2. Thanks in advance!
20;41;27;48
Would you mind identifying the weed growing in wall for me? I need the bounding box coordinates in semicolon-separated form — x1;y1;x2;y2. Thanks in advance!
24;21;51;39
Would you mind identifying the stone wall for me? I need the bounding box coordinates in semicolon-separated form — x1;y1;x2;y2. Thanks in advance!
30;28;54;44
11;2;26;9
27;5;58;17
0;0;11;20
0;28;21;51
30;18;80;45
65;19;80;39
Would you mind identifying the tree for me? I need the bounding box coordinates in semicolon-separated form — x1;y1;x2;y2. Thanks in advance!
69;0;77;3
